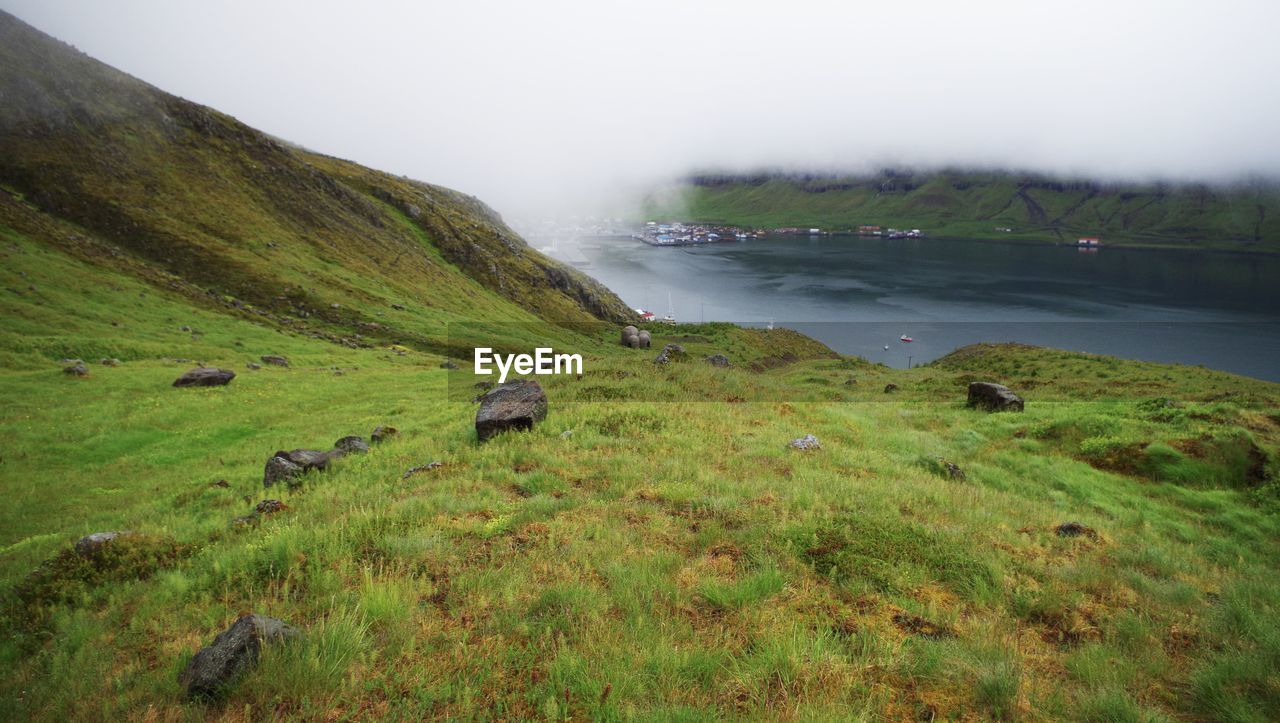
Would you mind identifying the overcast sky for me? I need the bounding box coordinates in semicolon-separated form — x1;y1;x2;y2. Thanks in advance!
4;0;1279;217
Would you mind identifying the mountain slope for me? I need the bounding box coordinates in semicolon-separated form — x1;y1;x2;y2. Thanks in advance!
647;171;1280;251
0;9;633;358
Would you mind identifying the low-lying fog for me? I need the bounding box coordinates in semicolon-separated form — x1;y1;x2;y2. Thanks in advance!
5;0;1279;217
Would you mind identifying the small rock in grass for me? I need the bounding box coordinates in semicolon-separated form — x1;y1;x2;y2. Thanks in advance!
100;358;121;367
178;614;298;700
653;344;687;365
172;368;235;387
440;360;460;369
334;436;369;455
246;362;261;370
403;461;443;479
260;355;289;367
211;479;230;488
254;499;287;515
63;362;89;377
371;425;398;443
789;434;821;451
1055;521;1098;539
73;531;134;557
705;354;731;367
943;461;965;480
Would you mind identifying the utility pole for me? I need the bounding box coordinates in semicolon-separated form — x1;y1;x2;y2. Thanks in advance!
907;355;913;369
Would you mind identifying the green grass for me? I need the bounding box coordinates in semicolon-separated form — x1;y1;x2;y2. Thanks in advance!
2;250;1276;718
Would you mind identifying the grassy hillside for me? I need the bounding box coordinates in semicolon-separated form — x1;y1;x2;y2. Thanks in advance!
2;10;1280;722
0;9;633;357
645;171;1280;252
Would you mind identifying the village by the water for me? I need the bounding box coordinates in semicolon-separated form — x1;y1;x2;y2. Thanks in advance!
636;221;923;246
517;216;1103;251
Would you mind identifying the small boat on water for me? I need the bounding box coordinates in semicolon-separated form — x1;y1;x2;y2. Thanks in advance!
659;292;676;324
900;334;914;343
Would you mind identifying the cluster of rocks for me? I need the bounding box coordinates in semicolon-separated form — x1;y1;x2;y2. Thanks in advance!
705;354;731;368
620;325;652;349
475;380;547;441
58;357;119;375
263;430;388;488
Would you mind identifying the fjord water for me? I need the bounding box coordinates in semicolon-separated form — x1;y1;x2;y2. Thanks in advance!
546;235;1280;380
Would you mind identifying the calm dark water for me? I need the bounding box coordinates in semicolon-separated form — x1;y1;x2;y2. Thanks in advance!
545;235;1280;381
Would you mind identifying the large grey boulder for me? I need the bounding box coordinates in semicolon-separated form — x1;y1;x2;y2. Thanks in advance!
620;325;639;346
178;614;298;699
262;449;334;488
476;380;548;441
173;368;236;388
967;382;1024;412
637;330;651;349
277;448;335;470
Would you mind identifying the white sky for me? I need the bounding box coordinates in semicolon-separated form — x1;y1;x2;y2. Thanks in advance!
4;0;1279;217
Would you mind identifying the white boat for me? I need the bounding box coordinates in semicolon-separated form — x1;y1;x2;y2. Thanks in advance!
660;292;676;324
900;334;914;343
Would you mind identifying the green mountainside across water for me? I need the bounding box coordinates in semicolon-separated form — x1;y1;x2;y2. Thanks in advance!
643;171;1280;251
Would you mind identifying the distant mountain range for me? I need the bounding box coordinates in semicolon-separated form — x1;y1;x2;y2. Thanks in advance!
642;170;1280;251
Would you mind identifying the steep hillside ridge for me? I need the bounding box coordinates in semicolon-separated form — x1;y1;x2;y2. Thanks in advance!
0;10;631;355
648;170;1280;251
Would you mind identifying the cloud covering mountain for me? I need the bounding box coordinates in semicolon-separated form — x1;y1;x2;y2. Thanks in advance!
4;0;1278;216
